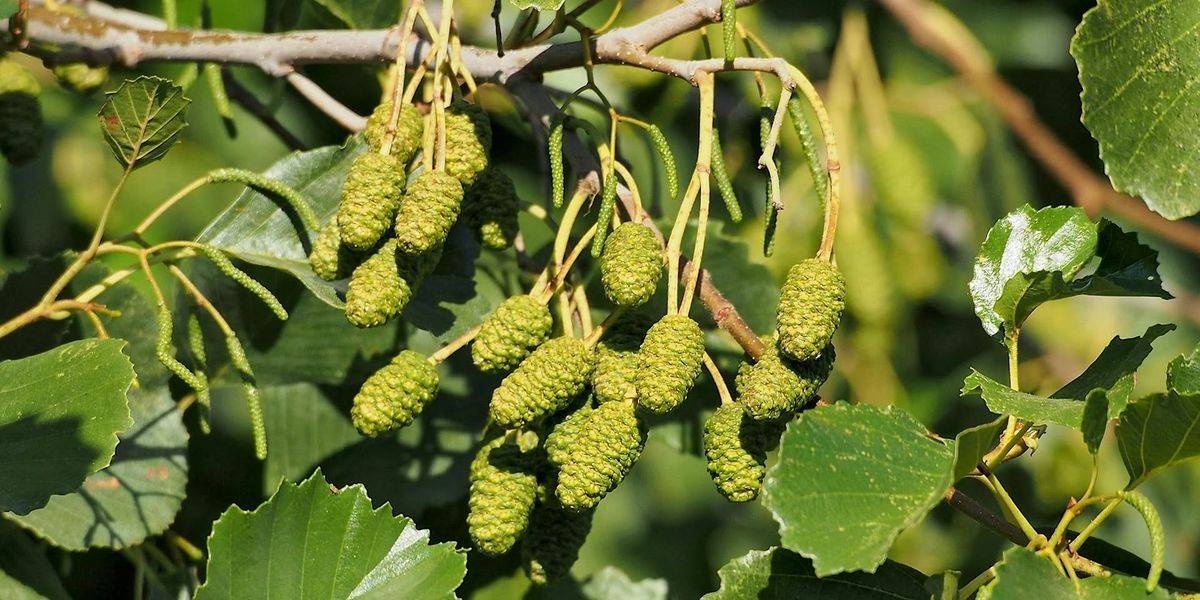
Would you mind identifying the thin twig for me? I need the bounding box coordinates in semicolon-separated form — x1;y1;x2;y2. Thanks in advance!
284;71;366;131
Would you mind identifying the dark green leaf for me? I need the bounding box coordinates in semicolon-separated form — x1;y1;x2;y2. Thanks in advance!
581;567;667;600
1072;1;1200;219
1074;536;1200;594
1115;391;1200;488
195;469;466;600
312;0;399;29
951;417;1006;481
1081;390;1109;454
260;383;360;496
762;404;954;576
969;206;1169;337
1166;342;1200;396
979;547;1168;599
702;547;929;599
9;386;188;550
510;0;566;9
0;339;133;515
98;77;189;169
0;520;68;600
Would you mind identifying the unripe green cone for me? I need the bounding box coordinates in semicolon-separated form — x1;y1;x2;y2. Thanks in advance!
0;59;43;165
522;501;593;585
336;152;405;251
472;295;553;374
309;219;361;281
599;222;662;308
393;170;464;255
634;315;704;414
736;337;835;420
703;403;786;503
489;337;595;429
444;102;492;186
555;401;646;510
467;435;538;556
364;101;424;165
350;350;439;436
461;168;520;250
776;258;845;362
592;312;654;404
53;63;109;94
344;239;440;328
544;398;593;467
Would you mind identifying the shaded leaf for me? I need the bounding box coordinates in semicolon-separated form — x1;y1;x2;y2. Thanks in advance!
702;547;929;599
0;520;68;600
762;404;954;576
0;339;133;515
1081;390;1109;454
979;547;1168;599
951;416;1006;481
1072;1;1200;219
98;77;189;169
0;1;16;19
312;0;399;29
581;567;667;600
260;383;360;496
1115;391;1200;489
195;469;466;600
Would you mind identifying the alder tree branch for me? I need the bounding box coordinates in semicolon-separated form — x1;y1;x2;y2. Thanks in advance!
878;0;1200;256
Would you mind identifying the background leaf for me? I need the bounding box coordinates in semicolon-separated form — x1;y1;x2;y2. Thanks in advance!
979;547;1168;599
1072;0;1200;219
580;567;667;600
702;547;929;599
98;77;189;169
509;0;566;11
1115;391;1200;488
0;339;133;515
762;404;954;576
1166;342;1200;395
195;469;466;600
312;0;400;29
0;521;68;600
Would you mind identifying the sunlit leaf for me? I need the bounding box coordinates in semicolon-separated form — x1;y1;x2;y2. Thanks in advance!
703;547;929;599
98;77;189;169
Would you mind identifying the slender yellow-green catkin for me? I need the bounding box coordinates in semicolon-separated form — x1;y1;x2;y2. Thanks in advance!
555;400;646;510
737;336;835;421
393;170;464;255
599;222;663;308
467;435;538;556
336;152;405;251
309;219;362;281
522;500;594;585
461;167;520;250
703;403;787;503
444;101;492;187
776;258;846;362
364;101;424;165
472;295;553;374
489;337;595;429
634;315;705;414
592;312;654;404
0;58;43;165
344;239;440;328
350;350;440;436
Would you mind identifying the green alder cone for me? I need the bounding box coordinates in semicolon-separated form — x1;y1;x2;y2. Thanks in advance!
592;311;654;404
444;101;492;186
702;402;786;503
349;350;440;436
0;59;43;165
343;239;440;328
393;170;464;255
53;63;109;94
634;315;705;414
776;258;846;362
467;435;539;556
599;222;663;308
489;337;595;429
308;219;362;281
737;337;836;421
472;294;553;374
461;167;520;250
364;101;424;165
336;152;406;251
555;400;646;510
544;397;594;467
522;500;594;585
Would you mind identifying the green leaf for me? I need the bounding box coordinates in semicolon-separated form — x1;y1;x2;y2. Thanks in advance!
1166;342;1200;395
0;1;18;20
509;0;566;10
0;339;133;515
963;370;1092;430
1115;391;1200;488
951;416;1006;481
9;386;188;550
581;567;667;600
98;77;189;169
762;404;954;576
0;521;68;600
312;0;399;29
1072;1;1200;220
969;206;1169;337
195;469;466;600
1074;536;1200;594
260;383;360;496
979;547;1169;599
702;547;930;599
1081;390;1109;454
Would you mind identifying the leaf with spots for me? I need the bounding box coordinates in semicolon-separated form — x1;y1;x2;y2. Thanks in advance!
97;77;189;170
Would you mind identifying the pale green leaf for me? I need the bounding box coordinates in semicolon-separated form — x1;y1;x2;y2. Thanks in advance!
581;567;667;600
0;339;133;515
0;521;68;600
979;547;1169;599
1116;391;1200;489
762;404;954;576
1072;1;1200;219
195;469;466;600
1166;342;1200;395
702;547;929;599
98;77;189;169
951;416;1006;481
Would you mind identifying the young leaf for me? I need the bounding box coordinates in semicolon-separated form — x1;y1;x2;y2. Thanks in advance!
762;404;954;576
979;547;1168;600
951;416;1006;481
703;547;929;599
98;76;189;169
1072;1;1200;220
581;567;668;600
0;339;133;515
195;469;466;600
969;206;1169;337
1115;391;1200;489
